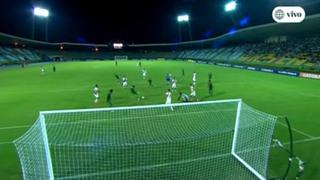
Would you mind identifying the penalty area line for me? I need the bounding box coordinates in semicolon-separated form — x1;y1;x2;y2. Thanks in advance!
0;125;30;130
276;121;314;138
0;141;13;145
283;136;320;145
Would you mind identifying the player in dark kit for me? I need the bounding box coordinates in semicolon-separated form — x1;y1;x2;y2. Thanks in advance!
209;72;212;80
53;65;56;72
148;78;153;87
165;73;171;83
114;74;120;80
208;79;213;96
106;89;113;107
182;69;185;76
130;85;138;95
178;92;189;102
130;85;143;101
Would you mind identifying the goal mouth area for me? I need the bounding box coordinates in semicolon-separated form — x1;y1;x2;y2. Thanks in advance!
14;99;277;180
36;99;243;147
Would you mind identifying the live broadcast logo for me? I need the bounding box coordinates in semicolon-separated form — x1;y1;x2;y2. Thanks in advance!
272;6;305;23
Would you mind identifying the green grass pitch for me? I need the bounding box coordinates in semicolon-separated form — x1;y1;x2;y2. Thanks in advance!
0;60;319;179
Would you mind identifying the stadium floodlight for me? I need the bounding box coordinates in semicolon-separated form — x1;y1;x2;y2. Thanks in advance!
113;43;124;49
177;14;189;22
33;7;49;17
14;99;276;180
32;6;50;41
225;1;237;12
177;14;192;41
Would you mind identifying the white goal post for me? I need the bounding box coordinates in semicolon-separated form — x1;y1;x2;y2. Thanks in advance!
14;99;277;180
114;55;128;61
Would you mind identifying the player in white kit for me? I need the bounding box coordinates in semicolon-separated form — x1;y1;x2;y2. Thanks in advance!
40;66;45;75
192;72;196;85
122;76;128;87
190;83;196;97
190;83;199;101
165;89;174;111
171;78;177;92
142;69;147;79
93;84;99;103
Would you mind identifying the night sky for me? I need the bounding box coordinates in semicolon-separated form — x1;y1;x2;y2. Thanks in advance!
0;0;319;44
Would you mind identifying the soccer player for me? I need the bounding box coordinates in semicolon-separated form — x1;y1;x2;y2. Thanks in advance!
190;83;196;99
148;78;153;87
130;85;142;101
93;84;99;103
208;72;212;80
295;157;305;180
171;77;177;92
165;73;171;83
208;79;213;96
142;68;147;79
53;65;56;72
130;85;138;95
115;60;118;66
178;92;189;102
139;61;142;67
168;73;173;81
40;66;45;75
182;69;185;76
165;89;173;111
122;76;128;87
106;89;113;107
130;85;140;101
114;74;120;81
192;72;197;85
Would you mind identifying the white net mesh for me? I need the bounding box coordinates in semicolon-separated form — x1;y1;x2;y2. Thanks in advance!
232;103;277;179
14;100;277;180
114;55;128;61
14;118;52;180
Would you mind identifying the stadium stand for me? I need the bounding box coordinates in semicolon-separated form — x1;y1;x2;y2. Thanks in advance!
0;14;319;72
0;46;45;65
177;36;320;72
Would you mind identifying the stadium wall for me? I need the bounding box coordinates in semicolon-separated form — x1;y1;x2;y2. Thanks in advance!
179;59;319;80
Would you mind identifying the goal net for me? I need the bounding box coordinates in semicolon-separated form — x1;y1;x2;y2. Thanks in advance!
14;99;277;180
114;55;128;61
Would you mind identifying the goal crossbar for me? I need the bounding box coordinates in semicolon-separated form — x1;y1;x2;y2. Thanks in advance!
40;98;242;115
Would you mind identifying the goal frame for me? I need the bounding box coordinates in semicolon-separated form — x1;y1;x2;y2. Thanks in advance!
15;98;269;180
231;100;266;180
39;114;54;180
114;55;128;61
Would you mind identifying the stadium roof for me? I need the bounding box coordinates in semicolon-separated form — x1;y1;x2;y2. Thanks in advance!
0;14;319;50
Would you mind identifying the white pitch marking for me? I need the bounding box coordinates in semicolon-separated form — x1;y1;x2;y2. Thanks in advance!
277;121;314;138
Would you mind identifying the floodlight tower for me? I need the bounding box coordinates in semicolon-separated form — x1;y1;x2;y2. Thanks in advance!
177;14;192;42
32;7;50;41
224;1;237;12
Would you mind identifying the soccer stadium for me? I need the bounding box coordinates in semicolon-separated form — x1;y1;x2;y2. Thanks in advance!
0;1;320;180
